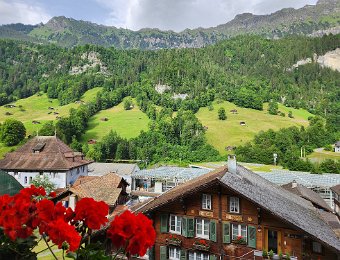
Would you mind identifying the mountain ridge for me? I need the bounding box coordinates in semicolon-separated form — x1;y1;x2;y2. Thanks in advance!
0;0;339;49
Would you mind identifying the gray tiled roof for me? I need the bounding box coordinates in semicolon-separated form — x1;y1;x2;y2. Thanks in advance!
132;166;210;181
88;163;139;176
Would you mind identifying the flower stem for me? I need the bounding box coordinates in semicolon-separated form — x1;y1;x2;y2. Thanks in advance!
42;234;58;260
62;249;65;260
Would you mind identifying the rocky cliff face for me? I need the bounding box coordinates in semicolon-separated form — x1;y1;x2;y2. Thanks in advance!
0;0;339;49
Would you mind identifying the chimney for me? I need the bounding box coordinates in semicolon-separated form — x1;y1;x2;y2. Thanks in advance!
228;154;237;174
292;180;298;188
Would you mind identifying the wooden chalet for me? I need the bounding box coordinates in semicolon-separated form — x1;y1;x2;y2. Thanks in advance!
53;172;129;214
133;156;340;260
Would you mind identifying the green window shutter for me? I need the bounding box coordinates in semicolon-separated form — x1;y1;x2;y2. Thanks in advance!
148;246;155;260
210;220;217;242
248;225;257;248
160;214;169;233
180;249;187;260
160;246;167;260
222;222;231;244
209;255;217;260
182;217;188;237
187;217;195;238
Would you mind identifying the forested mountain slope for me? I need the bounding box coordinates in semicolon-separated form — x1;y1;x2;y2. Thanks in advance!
0;0;339;49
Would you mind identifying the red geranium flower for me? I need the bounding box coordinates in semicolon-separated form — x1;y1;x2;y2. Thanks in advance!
107;210;156;257
74;198;109;230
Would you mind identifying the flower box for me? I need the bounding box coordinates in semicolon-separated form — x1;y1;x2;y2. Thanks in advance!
193;243;210;251
166;238;182;246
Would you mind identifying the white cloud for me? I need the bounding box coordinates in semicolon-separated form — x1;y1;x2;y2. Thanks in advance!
96;0;318;32
0;0;51;25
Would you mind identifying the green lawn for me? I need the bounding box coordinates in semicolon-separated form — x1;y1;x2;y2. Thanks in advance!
81;97;150;143
196;101;313;155
307;150;340;163
0;87;102;136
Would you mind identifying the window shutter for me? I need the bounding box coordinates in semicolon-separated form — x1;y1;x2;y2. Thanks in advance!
187;217;195;237
222;222;231;244
180;249;187;260
160;246;167;260
182;217;188;237
248;225;256;248
210;220;217;242
148;246;155;260
209;255;217;260
160;214;169;233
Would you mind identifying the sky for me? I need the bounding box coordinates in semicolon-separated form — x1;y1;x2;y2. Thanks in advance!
0;0;318;32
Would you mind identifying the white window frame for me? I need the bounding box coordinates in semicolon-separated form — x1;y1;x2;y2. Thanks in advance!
229;196;240;213
195;218;210;239
231;223;247;241
169;215;182;234
169;247;180;260
188;251;209;260
202;194;212;210
24;176;28;184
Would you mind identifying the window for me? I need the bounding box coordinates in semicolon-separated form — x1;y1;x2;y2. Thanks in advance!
231;224;247;241
196;218;210;239
24;176;28;184
229;197;240;213
312;241;322;254
169;247;180;260
29;176;33;184
169;215;182;234
189;252;209;260
202;194;212;210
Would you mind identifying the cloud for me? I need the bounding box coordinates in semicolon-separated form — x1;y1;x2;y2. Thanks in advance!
97;0;318;32
0;0;51;25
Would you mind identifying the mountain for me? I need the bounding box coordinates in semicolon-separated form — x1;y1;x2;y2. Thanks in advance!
0;0;339;49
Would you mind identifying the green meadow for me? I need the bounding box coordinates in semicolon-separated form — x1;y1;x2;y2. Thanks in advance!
196;101;313;155
80;97;150;142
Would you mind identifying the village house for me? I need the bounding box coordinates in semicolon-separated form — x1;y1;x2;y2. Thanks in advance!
53;172;129;214
0;136;91;188
133;156;340;260
335;141;340;153
331;184;340;217
88;162;140;191
131;166;210;197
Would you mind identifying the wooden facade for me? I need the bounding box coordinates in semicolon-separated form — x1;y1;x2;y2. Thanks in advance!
146;182;338;260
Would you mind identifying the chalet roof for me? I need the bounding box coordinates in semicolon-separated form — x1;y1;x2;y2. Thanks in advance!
282;181;332;212
136;165;340;253
132;166;210;181
331;184;340;194
70;172;126;206
88;162;139;177
0;136;91;171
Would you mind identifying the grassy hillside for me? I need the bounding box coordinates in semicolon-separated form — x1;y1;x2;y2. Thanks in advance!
196;101;313;154
0;88;102;135
80;97;150;143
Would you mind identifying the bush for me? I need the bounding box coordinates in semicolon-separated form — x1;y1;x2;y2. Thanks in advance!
269;250;274;258
262;250;268;257
0;119;26;146
218;107;227;120
324;144;332;151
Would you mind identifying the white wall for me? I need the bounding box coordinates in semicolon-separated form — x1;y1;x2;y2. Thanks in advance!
335;146;340;153
7;165;88;188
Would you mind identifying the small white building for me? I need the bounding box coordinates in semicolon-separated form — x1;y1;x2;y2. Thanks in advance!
335;141;340;153
0;136;91;188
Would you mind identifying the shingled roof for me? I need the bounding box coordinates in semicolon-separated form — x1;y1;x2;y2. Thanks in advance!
282;181;332;212
136;165;340;253
70;172;127;206
331;184;340;195
0;136;91;171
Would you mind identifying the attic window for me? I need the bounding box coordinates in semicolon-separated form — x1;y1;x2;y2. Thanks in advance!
32;142;46;153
